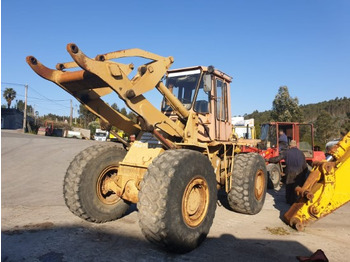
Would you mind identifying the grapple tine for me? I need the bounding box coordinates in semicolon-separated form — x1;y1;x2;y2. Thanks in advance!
26;55;108;89
26;56;57;82
26;53;142;136
56;61;78;71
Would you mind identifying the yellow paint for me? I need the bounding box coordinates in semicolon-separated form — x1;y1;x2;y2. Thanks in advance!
284;132;350;231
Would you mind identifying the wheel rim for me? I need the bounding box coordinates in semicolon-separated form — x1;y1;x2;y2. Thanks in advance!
254;170;265;201
182;177;209;228
96;165;121;205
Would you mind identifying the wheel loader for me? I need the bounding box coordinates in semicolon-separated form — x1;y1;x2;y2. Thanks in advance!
284;131;350;231
26;44;267;252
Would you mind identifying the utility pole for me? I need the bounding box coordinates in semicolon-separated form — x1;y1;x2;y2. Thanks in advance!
23;84;28;132
70;99;73;126
33;105;36;125
74;104;77;125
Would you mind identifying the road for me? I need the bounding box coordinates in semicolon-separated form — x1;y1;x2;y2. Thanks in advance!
2;130;350;261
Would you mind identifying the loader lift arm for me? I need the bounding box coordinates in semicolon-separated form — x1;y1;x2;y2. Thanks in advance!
26;44;190;149
284;131;350;231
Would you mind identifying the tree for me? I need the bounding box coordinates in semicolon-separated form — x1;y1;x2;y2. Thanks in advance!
79;104;96;128
341;112;350;134
271;86;303;122
111;103;119;112
17;100;25;111
3;88;16;108
314;110;335;146
127;111;137;123
120;107;127;116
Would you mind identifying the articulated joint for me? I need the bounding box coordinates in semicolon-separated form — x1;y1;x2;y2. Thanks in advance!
102;177;140;203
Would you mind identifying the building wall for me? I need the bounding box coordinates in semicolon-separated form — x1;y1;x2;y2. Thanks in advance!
1;108;24;129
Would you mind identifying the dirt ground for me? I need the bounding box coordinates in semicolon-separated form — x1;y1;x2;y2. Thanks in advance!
2;130;350;261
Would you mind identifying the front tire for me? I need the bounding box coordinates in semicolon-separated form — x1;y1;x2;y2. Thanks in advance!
138;149;217;253
228;153;267;215
63;143;130;223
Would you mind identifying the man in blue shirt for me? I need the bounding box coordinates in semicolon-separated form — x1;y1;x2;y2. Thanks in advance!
268;140;308;204
278;130;289;151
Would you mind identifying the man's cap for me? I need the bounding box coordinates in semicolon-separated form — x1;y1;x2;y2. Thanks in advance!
290;140;297;147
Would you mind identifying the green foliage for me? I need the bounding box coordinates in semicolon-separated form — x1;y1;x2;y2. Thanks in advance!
39;113;67;122
88;121;99;135
271;86;303;122
17;100;25;111
3;88;16;108
301;97;350;137
314;110;336;146
111;103;118;111
120;107;127;116
341;112;350;134
79;104;96;128
16;100;33;114
245;110;271;138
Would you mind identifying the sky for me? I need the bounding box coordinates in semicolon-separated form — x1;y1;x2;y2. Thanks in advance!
1;0;350;118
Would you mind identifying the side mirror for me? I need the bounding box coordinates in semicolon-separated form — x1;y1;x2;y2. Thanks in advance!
203;74;212;93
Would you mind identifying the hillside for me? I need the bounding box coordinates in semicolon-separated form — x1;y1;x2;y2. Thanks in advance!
300;97;350;122
245;97;350;147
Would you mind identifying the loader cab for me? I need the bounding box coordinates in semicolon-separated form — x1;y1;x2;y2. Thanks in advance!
162;66;233;141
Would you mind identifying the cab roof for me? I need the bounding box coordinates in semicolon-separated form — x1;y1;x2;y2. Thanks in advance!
167;66;232;83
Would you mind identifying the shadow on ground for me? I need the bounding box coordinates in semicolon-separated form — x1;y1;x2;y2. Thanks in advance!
267;186;293;220
218;187;291;220
2;221;312;262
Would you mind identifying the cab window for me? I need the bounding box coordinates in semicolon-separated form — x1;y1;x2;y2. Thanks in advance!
216;79;227;121
194;77;210;114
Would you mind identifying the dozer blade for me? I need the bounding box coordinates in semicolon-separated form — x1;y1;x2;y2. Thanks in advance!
284;132;350;231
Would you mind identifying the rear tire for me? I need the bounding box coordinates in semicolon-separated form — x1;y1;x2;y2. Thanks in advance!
228;153;267;215
63;143;130;223
138;149;217;253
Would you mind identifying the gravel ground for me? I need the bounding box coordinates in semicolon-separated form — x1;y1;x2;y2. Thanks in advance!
2;130;349;261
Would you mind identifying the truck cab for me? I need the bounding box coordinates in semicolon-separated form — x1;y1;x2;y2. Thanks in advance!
94;129;109;142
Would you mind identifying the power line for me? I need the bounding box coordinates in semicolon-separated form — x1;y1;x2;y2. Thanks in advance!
29;86;71;106
1;82;26;86
2;81;73;115
2;81;70;103
15;93;69;102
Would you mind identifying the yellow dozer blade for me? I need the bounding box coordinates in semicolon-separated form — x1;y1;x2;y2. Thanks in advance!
284;131;350;231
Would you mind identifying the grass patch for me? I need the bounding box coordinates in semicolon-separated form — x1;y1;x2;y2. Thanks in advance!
265;226;290;235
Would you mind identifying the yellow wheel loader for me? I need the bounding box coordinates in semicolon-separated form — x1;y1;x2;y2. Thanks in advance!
26;44;267;252
284;131;350;231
